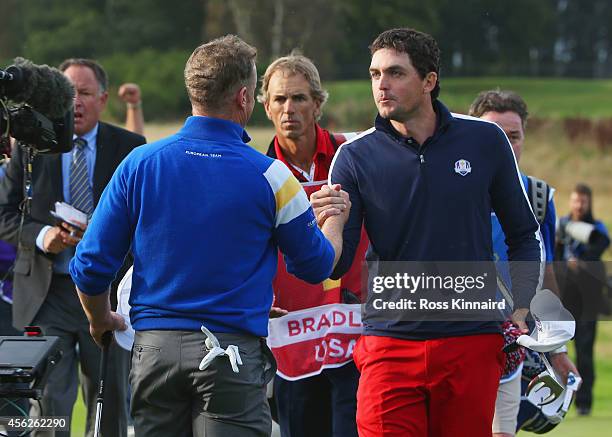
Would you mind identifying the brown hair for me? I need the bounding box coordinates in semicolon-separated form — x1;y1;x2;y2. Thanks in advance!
572;183;594;220
184;35;257;112
59;58;108;93
469;89;529;128
370;28;440;100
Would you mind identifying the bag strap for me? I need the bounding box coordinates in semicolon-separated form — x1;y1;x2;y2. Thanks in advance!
527;175;549;225
330;133;348;151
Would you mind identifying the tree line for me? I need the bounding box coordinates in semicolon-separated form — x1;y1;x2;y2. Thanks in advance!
1;0;610;121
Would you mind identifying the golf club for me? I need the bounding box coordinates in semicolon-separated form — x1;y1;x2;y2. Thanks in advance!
93;331;112;437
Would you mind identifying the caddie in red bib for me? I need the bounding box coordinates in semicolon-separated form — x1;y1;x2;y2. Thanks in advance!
261;54;368;437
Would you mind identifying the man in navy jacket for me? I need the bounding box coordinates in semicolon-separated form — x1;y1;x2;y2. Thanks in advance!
311;28;543;437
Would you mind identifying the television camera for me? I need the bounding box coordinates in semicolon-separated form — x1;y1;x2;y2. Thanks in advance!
0;57;74;156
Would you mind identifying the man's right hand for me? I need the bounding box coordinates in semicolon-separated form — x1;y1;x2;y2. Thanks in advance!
511;307;530;334
43;221;85;253
310;184;350;226
550;352;581;385
89;311;127;348
315;185;351;269
118;83;141;105
269;306;289;318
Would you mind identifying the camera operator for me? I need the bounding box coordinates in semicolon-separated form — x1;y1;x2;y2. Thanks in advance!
0;58;145;437
556;183;610;416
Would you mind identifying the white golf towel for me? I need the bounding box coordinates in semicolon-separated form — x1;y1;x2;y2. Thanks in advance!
115;267;135;351
516;289;575;353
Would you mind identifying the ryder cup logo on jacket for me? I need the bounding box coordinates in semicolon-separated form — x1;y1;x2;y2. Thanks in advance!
454;159;472;176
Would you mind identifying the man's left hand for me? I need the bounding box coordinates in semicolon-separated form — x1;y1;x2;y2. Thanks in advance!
550;352;581;386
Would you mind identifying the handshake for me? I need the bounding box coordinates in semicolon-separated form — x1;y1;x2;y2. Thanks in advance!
309;183;351;227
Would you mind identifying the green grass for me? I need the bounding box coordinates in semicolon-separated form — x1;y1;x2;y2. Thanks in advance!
69;323;612;436
71;390;86;436
102;77;612;128
324;77;612;129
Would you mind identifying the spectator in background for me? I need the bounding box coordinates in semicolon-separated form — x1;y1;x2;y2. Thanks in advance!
0;75;147;437
118;83;145;136
0;83;145;340
0;58;145;437
259;53;367;437
469;89;578;436
556;183;610;415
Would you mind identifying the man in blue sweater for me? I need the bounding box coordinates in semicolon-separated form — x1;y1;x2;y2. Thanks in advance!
311;28;543;436
469;90;579;436
69;35;349;437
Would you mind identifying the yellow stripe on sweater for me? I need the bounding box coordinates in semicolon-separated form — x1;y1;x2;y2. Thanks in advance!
275;175;302;213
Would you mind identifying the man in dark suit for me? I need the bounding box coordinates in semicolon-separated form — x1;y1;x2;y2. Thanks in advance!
0;58;145;437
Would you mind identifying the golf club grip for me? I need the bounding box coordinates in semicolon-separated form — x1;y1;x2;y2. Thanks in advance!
503;340;520;353
96;331;112;402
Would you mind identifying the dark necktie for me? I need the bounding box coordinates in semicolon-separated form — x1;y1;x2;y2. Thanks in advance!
70;138;93;216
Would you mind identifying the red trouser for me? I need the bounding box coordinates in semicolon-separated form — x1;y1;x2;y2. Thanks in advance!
353;333;504;437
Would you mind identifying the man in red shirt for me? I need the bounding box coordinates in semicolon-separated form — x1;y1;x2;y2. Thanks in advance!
259;53;367;437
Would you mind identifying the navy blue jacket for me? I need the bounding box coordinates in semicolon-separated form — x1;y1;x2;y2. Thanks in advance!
330;100;543;339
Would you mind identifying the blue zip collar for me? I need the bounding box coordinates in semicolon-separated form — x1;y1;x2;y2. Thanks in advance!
374;100;454;145
179;116;251;144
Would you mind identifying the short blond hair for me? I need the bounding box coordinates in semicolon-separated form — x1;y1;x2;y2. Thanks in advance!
258;53;328;119
185;35;256;112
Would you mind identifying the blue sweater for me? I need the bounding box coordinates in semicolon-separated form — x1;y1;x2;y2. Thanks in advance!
493;174;553;318
330;101;543;340
70;116;335;337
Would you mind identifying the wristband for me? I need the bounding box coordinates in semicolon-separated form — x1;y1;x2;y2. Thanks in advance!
127;101;142;109
551;345;568;354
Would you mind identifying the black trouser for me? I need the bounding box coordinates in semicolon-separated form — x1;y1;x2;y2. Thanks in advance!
130;330;275;437
560;263;603;411
274;362;359;437
574;320;597;409
0;298;19;336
